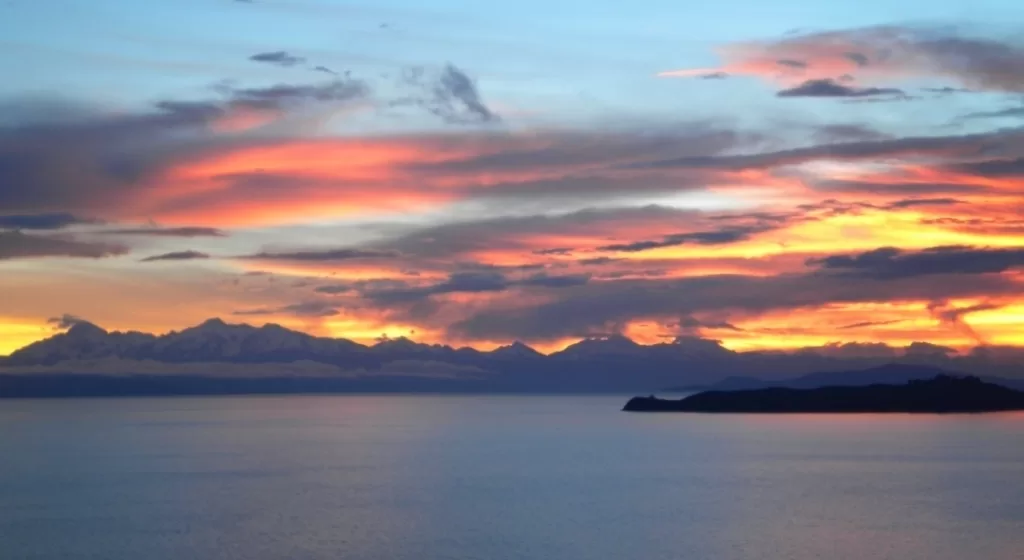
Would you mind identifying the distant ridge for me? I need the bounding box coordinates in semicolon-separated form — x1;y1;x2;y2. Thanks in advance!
2;319;1024;397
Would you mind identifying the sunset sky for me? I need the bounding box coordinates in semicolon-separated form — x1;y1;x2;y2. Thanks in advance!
3;0;1024;355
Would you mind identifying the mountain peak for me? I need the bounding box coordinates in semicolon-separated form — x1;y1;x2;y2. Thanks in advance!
199;318;229;329
65;321;107;338
492;340;542;357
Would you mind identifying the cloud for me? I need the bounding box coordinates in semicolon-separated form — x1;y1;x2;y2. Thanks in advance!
313;66;337;75
249;51;307;67
0;231;128;260
885;198;962;209
777;78;904;98
777;59;807;69
676;315;743;334
46;314;89;330
700;71;729;79
518;273;591;288
844;52;870;67
398;64;499;124
140;250;211;262
927;301;1000;346
227;79;369;110
812;123;892;143
243;248;397;261
533;247;574;256
958;106;1024;120
597;226;769;252
365;270;593;304
445;270;1020;340
233;301;339;317
101;227;226;237
0;213;95;230
808;246;1024;279
662;26;1024;93
838;319;905;330
315;284;354;294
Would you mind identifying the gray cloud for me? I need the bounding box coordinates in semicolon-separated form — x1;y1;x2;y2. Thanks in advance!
844;52;870;67
518;272;591;288
233;301;339;317
777;59;807;69
597;226;770;253
700;71;729;79
808;246;1024;279
315;284;354;294
140;250;211;262
958;106;1024;120
101;227;226;237
445;269;1019;340
885;197;962;209
46;314;89;330
777;78;904;98
838;319;905;330
812;123;892;144
366;270;592;304
249;51;307;67
243;248;397;261
0;231;128;260
398;64;499;124
0;213;95;230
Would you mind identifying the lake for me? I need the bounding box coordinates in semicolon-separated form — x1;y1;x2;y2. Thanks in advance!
2;395;1023;560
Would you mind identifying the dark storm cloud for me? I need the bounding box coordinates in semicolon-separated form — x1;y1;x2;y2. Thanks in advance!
140;250;211;262
0;231;128;260
777;78;904;98
808;246;1024;279
249;51;307;67
0;213;95;230
242;248;398;261
101;227;226;237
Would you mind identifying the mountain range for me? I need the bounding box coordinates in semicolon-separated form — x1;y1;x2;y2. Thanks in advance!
2;318;1023;396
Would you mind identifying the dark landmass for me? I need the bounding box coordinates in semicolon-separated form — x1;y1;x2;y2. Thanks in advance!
667;364;1024;392
624;376;1024;413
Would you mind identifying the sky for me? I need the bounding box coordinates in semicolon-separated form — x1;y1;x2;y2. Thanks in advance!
3;0;1024;355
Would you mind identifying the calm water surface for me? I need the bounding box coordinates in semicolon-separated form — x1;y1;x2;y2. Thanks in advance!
2;395;1023;560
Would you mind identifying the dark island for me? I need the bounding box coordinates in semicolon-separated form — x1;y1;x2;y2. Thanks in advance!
623;375;1024;413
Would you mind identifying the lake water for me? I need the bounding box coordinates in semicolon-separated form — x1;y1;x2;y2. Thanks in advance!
2;395;1023;560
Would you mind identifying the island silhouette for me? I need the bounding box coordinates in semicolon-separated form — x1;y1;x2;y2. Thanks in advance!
623;375;1024;413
